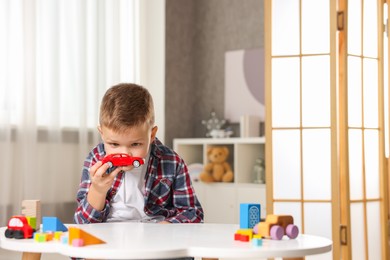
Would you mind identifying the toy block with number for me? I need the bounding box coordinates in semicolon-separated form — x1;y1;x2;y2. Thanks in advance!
21;200;41;230
68;227;105;246
42;216;68;232
240;203;261;229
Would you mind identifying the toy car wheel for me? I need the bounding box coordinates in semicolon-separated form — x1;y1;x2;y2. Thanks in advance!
4;229;13;238
14;230;24;239
252;223;259;234
286;224;299;239
133;160;141;168
270;225;284;240
106;161;113;168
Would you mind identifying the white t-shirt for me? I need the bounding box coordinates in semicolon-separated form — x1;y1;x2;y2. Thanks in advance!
107;153;150;222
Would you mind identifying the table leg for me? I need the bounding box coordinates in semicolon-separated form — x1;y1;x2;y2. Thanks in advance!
22;252;41;260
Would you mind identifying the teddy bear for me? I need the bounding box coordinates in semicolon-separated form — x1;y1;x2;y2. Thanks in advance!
199;146;234;183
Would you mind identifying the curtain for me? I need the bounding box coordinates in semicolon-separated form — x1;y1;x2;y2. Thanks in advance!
0;0;139;226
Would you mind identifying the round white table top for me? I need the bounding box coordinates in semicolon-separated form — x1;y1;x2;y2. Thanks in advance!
0;222;332;259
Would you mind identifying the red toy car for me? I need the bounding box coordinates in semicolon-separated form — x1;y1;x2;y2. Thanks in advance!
5;215;35;239
101;153;145;168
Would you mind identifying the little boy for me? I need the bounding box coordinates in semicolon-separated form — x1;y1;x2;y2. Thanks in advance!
74;83;203;224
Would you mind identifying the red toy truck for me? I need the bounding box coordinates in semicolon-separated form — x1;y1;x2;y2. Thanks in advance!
5;215;34;239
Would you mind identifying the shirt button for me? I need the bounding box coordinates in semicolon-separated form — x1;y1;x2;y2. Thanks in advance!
111;190;116;195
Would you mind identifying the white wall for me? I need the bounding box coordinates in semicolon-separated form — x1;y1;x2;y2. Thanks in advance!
139;0;166;144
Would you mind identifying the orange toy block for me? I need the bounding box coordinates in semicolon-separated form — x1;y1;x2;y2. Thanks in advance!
68;227;105;246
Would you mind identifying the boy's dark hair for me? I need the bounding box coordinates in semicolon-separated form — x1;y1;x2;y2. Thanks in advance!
99;83;155;132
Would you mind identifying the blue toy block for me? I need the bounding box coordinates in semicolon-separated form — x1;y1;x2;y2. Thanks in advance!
252;238;263;246
240;203;260;229
42;216;68;232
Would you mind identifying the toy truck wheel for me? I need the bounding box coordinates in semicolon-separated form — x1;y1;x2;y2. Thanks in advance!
270;225;284;240
133;160;140;168
5;229;13;238
107;161;113;168
14;230;24;239
286;224;299;239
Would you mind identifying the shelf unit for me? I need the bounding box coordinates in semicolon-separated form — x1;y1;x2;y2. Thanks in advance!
173;137;266;223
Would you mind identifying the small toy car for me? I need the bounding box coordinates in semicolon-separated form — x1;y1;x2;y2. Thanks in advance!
5;215;35;239
253;214;299;240
101;153;145;168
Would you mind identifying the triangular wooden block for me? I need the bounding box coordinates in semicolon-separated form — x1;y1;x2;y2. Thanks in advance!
68;227;105;246
42;216;68;232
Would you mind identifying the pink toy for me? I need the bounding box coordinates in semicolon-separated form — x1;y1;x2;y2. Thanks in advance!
101;153;145;168
72;238;84;247
5;216;35;239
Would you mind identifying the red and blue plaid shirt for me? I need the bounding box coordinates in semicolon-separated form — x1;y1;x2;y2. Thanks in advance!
74;138;204;224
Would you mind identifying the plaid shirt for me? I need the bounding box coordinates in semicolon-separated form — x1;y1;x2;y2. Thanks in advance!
74;138;204;224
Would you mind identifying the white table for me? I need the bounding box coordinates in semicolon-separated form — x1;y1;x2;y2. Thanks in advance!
0;222;332;259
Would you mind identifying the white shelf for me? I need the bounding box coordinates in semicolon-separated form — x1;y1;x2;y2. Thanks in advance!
174;137;265;184
174;137;266;224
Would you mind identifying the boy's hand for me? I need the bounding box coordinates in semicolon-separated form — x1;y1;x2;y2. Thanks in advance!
90;161;122;194
87;161;122;211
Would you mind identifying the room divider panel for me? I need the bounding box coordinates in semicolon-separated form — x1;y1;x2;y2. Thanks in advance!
264;0;389;259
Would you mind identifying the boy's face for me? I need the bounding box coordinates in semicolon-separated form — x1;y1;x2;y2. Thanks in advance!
98;124;158;171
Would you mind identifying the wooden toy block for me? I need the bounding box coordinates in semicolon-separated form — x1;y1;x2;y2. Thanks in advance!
238;234;250;242
68;227;105;246
21;200;41;230
239;203;260;229
26;216;37;230
60;234;68;244
46;232;54;241
236;229;253;240
72;238;84;247
34;233;47;243
42;216;68;232
252;238;263;246
54;231;63;241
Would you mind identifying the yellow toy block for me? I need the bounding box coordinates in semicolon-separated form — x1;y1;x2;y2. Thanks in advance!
236;228;253;240
26;216;37;230
34;233;48;242
34;233;43;242
68;227;105;246
54;231;64;241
